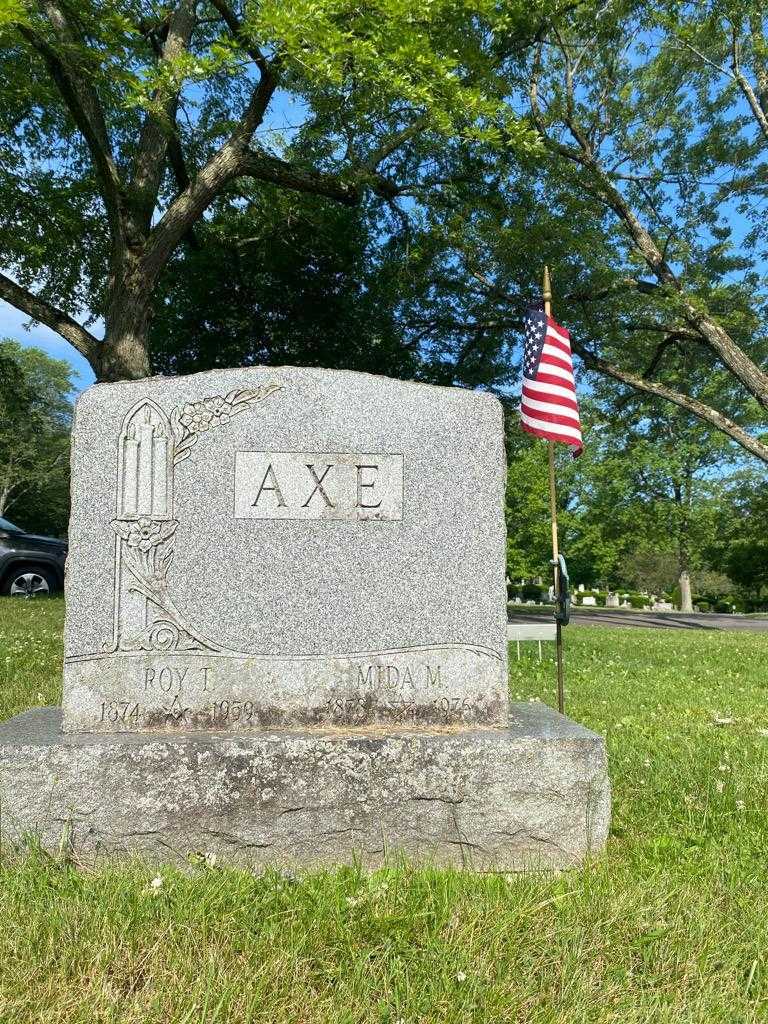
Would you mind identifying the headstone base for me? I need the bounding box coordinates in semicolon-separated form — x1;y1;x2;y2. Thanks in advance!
0;704;609;871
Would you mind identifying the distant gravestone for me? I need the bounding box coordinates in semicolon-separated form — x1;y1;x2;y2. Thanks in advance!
679;571;694;614
605;593;620;608
0;367;609;870
582;595;597;606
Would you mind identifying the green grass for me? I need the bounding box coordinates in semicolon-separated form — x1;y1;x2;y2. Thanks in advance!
0;595;64;721
2;597;768;1022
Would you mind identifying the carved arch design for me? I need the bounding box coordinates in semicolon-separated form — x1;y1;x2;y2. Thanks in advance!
104;385;283;654
116;398;173;521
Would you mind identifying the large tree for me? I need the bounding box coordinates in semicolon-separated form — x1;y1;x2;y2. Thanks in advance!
0;0;541;381
525;1;768;462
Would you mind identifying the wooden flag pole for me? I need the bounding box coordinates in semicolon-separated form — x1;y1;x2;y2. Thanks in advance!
543;266;565;714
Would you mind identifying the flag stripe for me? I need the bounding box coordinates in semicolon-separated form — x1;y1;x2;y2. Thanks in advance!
522;420;582;447
522;392;579;420
547;320;570;343
535;364;575;386
520;393;581;423
521;411;582;442
540;344;573;368
522;408;582;430
523;378;578;404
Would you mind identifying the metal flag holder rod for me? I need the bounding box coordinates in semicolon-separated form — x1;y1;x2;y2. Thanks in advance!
542;266;570;714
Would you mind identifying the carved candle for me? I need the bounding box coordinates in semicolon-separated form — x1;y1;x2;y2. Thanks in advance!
152;430;168;518
122;435;139;516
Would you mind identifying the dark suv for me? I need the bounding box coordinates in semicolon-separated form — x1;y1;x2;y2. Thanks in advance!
0;516;67;596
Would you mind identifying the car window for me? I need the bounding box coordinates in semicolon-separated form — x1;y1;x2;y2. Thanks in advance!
0;517;21;532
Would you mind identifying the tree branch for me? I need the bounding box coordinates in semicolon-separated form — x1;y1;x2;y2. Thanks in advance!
241;150;360;203
141;72;281;282
640;333;687;378
733;68;768;143
364;119;426;170
540;65;768;408
20;2;125;251
130;0;196;231
749;14;768;117
468;267;520;305
0;272;99;364
209;0;271;75
564;278;660;302
573;339;768;464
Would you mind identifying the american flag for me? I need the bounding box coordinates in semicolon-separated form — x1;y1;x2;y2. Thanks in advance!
521;303;582;454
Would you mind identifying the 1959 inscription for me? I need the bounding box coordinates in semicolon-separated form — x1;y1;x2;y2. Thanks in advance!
234;451;403;521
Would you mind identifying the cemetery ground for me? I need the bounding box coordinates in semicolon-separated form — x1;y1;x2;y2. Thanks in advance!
2;599;768;1023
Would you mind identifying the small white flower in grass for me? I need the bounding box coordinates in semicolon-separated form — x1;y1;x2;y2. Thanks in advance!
757;729;768;738
712;715;735;726
204;852;217;868
718;764;730;773
737;800;746;811
715;780;725;794
456;971;467;983
150;875;164;890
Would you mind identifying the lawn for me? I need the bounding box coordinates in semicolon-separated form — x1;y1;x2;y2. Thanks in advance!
2;597;768;1023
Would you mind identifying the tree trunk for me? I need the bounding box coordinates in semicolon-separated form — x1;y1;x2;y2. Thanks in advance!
0;462;15;517
672;469;694;612
98;326;152;382
99;268;153;381
672;475;692;580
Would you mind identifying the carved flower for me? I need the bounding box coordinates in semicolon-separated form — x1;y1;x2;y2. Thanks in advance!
112;517;177;551
178;401;215;433
202;396;234;428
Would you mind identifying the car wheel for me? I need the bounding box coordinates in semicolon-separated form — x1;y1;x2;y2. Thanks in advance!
2;565;58;598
